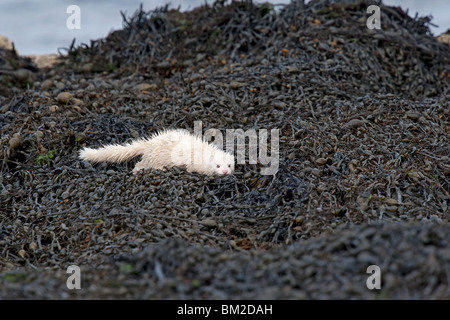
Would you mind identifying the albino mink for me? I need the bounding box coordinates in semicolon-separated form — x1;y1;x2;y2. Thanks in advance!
79;129;235;175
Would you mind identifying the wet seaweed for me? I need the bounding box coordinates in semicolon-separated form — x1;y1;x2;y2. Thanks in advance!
0;0;449;299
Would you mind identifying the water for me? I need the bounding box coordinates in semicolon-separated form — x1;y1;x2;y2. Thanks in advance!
0;0;449;55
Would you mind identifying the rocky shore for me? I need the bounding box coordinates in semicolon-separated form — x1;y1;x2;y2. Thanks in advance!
0;0;449;299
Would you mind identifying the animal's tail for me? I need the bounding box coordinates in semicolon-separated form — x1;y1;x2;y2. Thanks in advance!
79;139;148;163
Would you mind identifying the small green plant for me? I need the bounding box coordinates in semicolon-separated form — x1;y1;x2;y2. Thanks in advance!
36;149;56;165
3;272;28;282
107;62;117;71
331;10;340;17
94;218;103;224
120;263;135;274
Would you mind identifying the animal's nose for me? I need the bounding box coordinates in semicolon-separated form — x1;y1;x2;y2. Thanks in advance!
222;169;228;174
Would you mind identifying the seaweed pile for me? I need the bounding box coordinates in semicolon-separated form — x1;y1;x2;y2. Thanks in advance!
0;0;449;299
67;0;449;98
0;45;38;97
3;223;449;299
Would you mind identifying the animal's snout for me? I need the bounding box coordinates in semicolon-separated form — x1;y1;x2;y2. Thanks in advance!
222;169;229;174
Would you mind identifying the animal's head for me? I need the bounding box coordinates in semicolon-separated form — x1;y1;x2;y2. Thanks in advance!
212;152;235;175
203;149;235;175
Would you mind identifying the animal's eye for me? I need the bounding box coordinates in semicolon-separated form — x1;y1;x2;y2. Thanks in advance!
217;165;220;168
228;165;231;168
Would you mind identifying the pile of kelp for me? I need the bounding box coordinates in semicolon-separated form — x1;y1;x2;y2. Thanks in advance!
66;0;449;99
0;0;449;299
0;45;38;97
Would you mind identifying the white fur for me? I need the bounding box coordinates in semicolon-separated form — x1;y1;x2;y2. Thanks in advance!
79;129;235;175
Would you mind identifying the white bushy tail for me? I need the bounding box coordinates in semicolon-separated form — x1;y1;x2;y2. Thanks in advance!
79;139;148;163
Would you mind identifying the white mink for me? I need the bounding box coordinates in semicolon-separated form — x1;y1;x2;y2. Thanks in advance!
79;129;235;175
